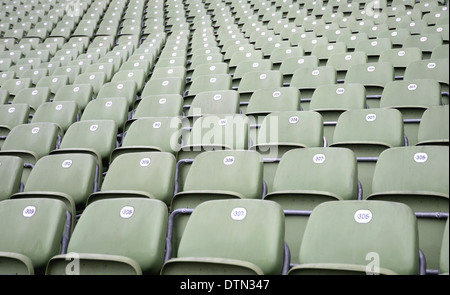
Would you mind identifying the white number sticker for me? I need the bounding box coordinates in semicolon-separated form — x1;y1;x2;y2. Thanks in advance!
223;156;235;165
289;116;299;124
366;114;377;122
313;154;326;164
140;158;151;167
120;206;134;219
413;152;428;163
354;209;372;224
231;207;247;221
62;160;73;168
23;206;36;218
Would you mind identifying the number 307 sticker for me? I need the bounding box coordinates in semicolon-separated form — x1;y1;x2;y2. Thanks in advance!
231;207;247;221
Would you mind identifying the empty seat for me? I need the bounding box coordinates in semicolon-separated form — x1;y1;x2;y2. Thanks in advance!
31;101;80;133
0;198;71;274
0;155;23;201
265;147;360;265
73;72;107;96
290;66;337;110
111;117;182;162
326;51;368;82
132;94;183;122
378;47;423;79
288;200;422;275
186;90;240;123
53;84;94;112
80;97;129;134
51;120;118;172
345;62;395;108
310;83;367;142
161;199;286;275
416;105;449;146
97;81;138;111
0;103;30;148
46;197;168;275
380;79;443;145
12;87;51;115
403;33;443;59
88;152;176;206
367;146;449;273
330;108;405;198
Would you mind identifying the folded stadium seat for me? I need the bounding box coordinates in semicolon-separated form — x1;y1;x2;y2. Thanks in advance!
323;27;352;44
378;47;423;79
265;147;360;265
0;155;23;201
232;59;272;89
367;146;449;274
313;22;340;38
359;23;390;40
186;90;240;126
0;122;63;185
440;219;449;275
11;87;51;116
0;198;71;274
46;197;168;275
403;33;443;59
0;71;15;90
379;79;443;146
287;31;315;48
130;94;184;127
176;114;249;192
97;80;138;112
52;84;94;113
183;74;231;108
0;89;9;104
416;105;449;146
36;74;69;100
80;97;129;136
149;66;187;85
290;65;337;111
1;78;32;101
422;23;449;45
326;51;368;83
162;199;286;275
186;52;224;78
345;62;395;108
169;150;265;256
237;70;283;113
404;59;449;105
330;108;406;198
0;50;23;64
397;19;428;36
297;36;329;56
423;7;449;26
31;101;80;134
88;151;176;206
250;110;325;191
50;119;118;174
111;116;182;162
269;46;305;71
279;56;319;86
309;83;367;143
354;37;392;63
431;44;450;59
260;38;291;59
121;58;152;77
336;32;369;52
288;200;423;275
228;49;264;75
311;41;348;67
111;69;146;94
0;103;30;148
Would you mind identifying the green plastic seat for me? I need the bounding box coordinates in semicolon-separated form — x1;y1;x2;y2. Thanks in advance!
184;74;231;107
51;120;117;172
111;117;182;161
12;152;100;222
367;146;449;273
345;62;395;108
53;84;94;112
132;94;183;123
311;82;366;132
290;65;337;110
0;198;70;274
46;198;168;275
288;200;421;275
378;47;423;79
12;87;51;115
186;90;240;124
403;33;443;59
380;79;442;145
73;72;107;96
0;155;23;201
330;108;405;198
80;97;129;134
265;147;360;264
0;103;30;148
326;51;368;82
162;199;285;275
31;101;80;133
88;152;176;206
416;105;449;146
279;55;319;85
36;75;69;99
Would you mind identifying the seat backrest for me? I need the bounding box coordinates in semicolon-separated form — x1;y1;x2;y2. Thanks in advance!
417;105;449;146
31;101;80;133
310;83;367;115
133;94;183;118
12;87;51;112
290;65;337;90
53;84;94;111
369;146;449;201
270;147;359;201
0;198;68;274
182;150;263;200
97;80;137;109
293;200;419;275
331;108;405;153
175;199;285;275
187;90;240;117
63;198;168;274
90;152;176;205
80;97;129;133
246;87;301;117
0;155;23;201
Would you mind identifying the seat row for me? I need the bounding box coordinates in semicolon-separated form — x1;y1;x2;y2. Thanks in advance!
0;144;448;274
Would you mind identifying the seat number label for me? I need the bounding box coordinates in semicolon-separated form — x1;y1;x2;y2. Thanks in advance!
231;207;247;221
